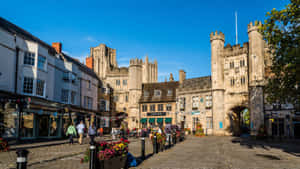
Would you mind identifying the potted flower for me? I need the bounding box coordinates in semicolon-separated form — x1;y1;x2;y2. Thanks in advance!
195;124;205;137
81;138;129;169
0;137;9;152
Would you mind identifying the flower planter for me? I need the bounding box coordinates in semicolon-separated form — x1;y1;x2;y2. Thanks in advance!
98;156;127;169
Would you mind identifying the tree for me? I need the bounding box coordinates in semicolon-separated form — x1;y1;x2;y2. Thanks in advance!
260;0;300;111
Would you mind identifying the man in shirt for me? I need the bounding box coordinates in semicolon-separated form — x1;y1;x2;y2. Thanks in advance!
76;120;85;145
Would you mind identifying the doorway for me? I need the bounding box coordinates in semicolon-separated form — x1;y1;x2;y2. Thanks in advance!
37;115;49;137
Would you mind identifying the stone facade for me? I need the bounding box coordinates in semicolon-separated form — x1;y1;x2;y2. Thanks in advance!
210;21;272;135
176;74;213;135
86;44;158;129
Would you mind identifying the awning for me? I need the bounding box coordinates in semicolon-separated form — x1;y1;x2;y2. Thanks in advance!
149;118;155;123
165;118;172;123
140;118;147;123
157;118;163;123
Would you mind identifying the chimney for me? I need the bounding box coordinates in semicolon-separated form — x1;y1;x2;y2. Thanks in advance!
86;56;94;70
52;42;62;53
179;70;186;84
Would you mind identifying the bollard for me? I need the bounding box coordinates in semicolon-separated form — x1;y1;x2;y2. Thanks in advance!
168;134;172;148
141;137;145;160
89;140;97;169
153;135;157;154
16;149;29;169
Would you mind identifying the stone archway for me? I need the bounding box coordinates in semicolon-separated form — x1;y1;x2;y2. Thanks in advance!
229;105;249;136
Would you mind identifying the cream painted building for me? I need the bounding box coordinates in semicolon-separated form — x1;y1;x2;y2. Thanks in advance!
86;44;158;129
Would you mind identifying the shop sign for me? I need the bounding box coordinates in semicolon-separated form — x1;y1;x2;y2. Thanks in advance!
147;112;166;116
191;111;200;115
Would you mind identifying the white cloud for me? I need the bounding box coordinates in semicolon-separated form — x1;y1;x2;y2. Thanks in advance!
84;36;96;42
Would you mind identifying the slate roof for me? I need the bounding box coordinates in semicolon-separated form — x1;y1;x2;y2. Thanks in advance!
139;81;179;103
0;17;99;80
178;76;212;91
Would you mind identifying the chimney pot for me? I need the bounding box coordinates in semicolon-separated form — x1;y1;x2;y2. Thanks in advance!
52;42;62;53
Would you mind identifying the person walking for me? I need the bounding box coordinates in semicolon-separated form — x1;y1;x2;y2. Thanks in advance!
76;121;85;145
111;128;116;140
88;123;96;143
66;123;77;145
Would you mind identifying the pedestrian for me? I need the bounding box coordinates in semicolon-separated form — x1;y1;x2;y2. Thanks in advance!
111;128;116;140
66;123;77;145
100;127;103;137
76;120;85;145
88;123;96;143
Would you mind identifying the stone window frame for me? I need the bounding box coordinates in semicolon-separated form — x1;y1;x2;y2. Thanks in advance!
192;96;199;110
166;104;172;111
142;105;148;112
167;89;173;96
150;104;155;111
144;91;149;97
240;76;246;85
116;79;120;86
158;104;164;111
123;80;127;86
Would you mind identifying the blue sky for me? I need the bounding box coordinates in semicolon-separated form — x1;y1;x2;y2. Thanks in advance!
1;0;289;82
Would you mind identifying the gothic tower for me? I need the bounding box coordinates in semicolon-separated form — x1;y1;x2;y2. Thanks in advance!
210;31;225;135
128;58;143;129
248;21;265;135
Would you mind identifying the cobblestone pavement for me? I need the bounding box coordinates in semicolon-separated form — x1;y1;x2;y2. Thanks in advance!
0;136;153;169
134;136;300;169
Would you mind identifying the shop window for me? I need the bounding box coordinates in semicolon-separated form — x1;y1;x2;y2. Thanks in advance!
49;114;59;137
20;112;34;138
61;89;69;103
166;104;172;111
0;110;17;138
36;79;45;97
142;105;148;112
23;77;34;94
24;51;35;66
150;104;155;111
37;55;46;70
158;104;163;111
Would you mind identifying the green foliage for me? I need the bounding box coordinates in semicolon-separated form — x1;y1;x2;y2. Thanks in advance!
259;0;300;110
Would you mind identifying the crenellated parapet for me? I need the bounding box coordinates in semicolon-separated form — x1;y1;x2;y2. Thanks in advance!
248;20;262;33
130;58;143;66
223;42;249;57
210;31;225;42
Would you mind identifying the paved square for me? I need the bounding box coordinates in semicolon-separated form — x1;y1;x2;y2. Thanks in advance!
135;136;300;169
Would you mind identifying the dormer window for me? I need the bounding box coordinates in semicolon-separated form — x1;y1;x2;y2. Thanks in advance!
167;90;173;96
154;90;161;97
144;91;149;97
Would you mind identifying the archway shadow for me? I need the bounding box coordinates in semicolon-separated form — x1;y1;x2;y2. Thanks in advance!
231;136;300;157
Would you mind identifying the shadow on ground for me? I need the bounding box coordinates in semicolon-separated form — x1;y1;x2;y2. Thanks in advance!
231;137;300;157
